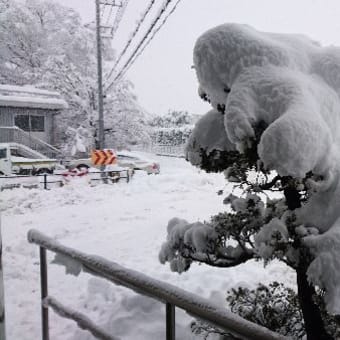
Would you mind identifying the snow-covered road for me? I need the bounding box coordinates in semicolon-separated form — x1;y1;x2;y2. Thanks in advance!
1;155;295;339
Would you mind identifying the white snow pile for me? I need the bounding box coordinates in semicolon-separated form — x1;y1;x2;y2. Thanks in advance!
70;278;194;340
3;156;295;340
184;23;340;313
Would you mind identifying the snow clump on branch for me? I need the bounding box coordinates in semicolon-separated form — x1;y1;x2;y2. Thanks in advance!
161;23;340;315
190;23;340;179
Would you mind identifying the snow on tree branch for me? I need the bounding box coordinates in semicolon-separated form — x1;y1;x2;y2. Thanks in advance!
190;24;340;314
159;194;266;273
161;23;340;319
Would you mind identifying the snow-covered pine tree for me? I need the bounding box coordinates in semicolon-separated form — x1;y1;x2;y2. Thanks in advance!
159;24;340;339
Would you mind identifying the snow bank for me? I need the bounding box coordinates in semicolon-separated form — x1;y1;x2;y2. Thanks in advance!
1;156;295;339
189;23;340;313
71;278;193;340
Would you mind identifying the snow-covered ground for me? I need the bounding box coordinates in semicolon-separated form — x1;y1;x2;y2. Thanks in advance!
1;155;295;339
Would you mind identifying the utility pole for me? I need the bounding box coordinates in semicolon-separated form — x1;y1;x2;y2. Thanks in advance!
95;0;123;149
0;214;6;340
95;0;105;150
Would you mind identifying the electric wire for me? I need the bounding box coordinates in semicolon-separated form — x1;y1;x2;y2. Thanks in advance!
110;0;130;39
110;0;173;82
105;0;157;83
115;0;182;82
105;1;114;26
105;0;175;92
100;7;105;20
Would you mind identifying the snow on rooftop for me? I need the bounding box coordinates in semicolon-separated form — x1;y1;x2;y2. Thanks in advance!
0;84;60;97
0;84;68;110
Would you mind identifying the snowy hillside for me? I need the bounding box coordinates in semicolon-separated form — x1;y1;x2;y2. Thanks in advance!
1;156;294;339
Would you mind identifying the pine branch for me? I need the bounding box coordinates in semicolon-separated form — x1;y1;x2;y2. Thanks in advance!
184;248;254;268
259;175;281;190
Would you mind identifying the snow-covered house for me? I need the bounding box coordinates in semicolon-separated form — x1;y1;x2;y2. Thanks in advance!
0;84;68;157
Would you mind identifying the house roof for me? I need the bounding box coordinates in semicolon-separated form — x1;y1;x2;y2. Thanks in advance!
0;84;68;110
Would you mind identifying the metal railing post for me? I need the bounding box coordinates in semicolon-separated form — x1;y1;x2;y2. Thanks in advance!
43;174;48;190
166;302;175;340
40;247;49;340
28;230;287;340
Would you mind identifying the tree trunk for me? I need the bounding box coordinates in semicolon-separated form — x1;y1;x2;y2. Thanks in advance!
296;265;331;340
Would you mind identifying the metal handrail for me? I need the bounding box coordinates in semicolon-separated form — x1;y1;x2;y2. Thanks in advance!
0;169;131;191
28;229;287;340
0;127;61;158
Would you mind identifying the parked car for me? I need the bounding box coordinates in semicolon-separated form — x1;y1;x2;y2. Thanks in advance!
116;151;160;175
63;151;160;175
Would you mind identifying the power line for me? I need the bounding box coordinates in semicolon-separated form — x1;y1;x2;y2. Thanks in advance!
105;0;175;92
115;0;182;82
105;0;157;84
98;0;127;39
110;0;173;80
105;1;114;26
101;4;106;20
110;0;130;39
99;0;118;21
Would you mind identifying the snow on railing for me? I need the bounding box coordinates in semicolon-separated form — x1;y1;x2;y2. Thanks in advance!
27;229;287;340
43;296;117;340
0;126;61;158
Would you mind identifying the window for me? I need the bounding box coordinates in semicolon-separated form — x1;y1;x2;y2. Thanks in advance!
14;115;29;131
0;148;7;159
14;114;45;132
31;115;44;132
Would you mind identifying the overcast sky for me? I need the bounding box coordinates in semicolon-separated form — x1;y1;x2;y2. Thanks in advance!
55;0;340;116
